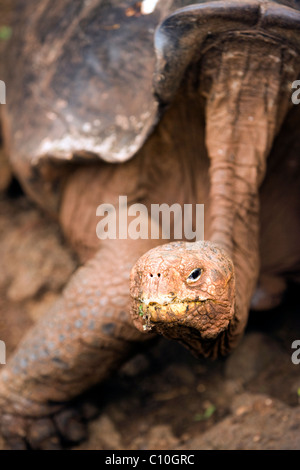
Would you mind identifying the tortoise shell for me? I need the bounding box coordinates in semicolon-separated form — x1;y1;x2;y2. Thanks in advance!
1;0;300;209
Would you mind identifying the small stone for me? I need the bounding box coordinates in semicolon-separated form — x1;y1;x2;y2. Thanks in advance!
164;364;195;386
133;425;178;451
76;415;123;450
235;406;248;417
121;354;150;377
197;383;206;393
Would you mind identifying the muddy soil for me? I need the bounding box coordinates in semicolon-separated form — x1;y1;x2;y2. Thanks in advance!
0;186;299;451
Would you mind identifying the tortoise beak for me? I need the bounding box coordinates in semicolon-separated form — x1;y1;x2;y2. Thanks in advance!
140;294;177;306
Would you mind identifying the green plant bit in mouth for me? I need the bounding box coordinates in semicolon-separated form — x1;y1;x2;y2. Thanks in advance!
138;303;153;331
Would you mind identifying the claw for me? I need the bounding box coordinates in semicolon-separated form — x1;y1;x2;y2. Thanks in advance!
27;418;57;449
54;409;87;443
4;437;27;450
32;436;62;451
1;414;27;439
0;414;27;450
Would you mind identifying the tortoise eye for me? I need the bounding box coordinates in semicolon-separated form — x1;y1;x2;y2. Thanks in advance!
187;268;202;283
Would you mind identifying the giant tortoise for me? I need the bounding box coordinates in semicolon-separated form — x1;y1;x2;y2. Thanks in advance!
0;0;299;449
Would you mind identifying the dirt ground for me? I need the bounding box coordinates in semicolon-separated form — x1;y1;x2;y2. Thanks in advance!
0;181;299;451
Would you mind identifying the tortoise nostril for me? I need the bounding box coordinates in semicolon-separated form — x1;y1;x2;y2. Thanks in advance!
150;273;153;277
158;273;161;277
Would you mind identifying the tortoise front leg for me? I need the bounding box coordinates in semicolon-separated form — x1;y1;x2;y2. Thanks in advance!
0;238;157;449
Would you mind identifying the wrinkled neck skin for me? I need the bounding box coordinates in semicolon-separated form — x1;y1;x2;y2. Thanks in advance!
200;34;298;352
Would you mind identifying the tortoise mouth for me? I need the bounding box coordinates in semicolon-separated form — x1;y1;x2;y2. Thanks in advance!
131;295;233;351
133;297;217;332
139;296;210;307
131;285;234;345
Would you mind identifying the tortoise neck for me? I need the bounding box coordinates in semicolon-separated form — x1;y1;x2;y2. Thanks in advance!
202;37;296;253
201;37;297;326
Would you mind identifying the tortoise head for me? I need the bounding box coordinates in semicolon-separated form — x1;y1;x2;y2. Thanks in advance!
130;241;235;357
